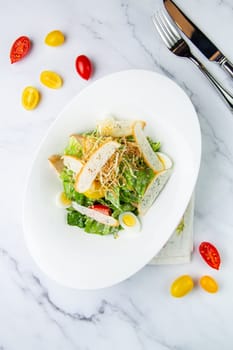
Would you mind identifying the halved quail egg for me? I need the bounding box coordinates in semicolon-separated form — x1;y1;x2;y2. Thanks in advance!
56;192;72;208
156;152;173;170
119;212;141;232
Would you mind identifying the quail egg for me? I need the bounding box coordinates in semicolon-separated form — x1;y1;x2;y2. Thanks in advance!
56;192;71;208
119;212;141;232
156;152;173;170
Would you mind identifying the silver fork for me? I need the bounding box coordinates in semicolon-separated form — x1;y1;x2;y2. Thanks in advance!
152;11;233;110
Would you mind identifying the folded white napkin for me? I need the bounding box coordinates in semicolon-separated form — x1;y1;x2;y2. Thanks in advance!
149;195;194;265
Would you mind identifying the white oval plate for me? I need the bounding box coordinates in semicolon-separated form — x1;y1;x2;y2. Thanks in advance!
23;70;201;289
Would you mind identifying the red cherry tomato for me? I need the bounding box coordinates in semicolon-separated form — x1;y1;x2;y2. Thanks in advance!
10;36;31;64
199;241;221;270
75;55;92;80
89;204;111;216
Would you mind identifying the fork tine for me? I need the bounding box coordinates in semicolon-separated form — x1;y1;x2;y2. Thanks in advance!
159;11;181;41
151;13;173;48
157;11;177;46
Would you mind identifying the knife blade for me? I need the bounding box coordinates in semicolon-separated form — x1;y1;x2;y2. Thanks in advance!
164;0;233;78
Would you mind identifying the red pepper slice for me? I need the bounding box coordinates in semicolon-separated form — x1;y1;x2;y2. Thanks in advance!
199;241;221;270
10;36;31;63
89;204;111;216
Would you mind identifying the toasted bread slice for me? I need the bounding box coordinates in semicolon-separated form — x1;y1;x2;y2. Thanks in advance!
138;169;172;215
48;155;64;174
97;117;146;137
72;202;119;227
133;121;163;172
75;141;120;193
62;155;83;174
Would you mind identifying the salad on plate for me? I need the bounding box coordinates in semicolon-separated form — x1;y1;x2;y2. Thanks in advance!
49;117;173;237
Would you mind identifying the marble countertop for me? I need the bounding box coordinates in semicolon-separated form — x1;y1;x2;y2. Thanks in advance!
1;0;233;349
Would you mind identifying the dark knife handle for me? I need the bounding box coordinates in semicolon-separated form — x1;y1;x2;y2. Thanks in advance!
219;57;233;79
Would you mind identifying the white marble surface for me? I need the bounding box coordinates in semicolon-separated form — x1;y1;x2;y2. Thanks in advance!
1;0;233;348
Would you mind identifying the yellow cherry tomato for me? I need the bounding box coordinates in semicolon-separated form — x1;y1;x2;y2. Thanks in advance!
84;181;105;200
22;86;40;110
199;276;218;293
40;71;63;89
45;30;65;46
170;275;194;298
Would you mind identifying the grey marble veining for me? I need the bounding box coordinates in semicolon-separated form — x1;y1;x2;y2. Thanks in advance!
1;0;233;349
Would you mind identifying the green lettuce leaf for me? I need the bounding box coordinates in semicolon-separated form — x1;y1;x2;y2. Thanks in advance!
67;208;86;228
119;188;138;204
73;191;94;206
123;168;136;191
119;166;154;203
84;218;119;235
147;137;161;152
60;168;75;200
105;187;120;209
64;136;82;158
135;168;154;197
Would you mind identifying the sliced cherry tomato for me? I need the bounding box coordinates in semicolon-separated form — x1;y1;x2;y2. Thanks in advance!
75;55;92;80
40;71;63;89
22;86;40;110
199;241;221;270
89;204;111;216
10;36;31;64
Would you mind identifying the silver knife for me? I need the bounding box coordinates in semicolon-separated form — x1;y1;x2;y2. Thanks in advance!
164;0;233;79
